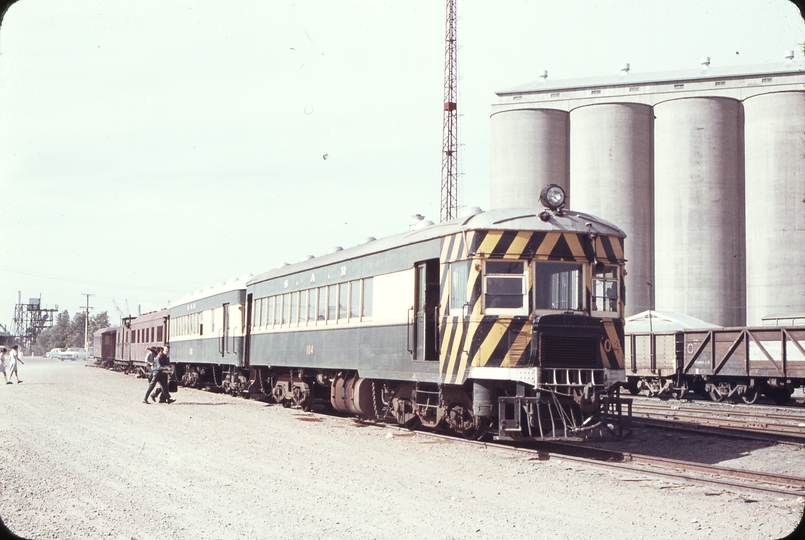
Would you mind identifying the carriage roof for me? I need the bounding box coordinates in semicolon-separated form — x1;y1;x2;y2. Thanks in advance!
248;207;625;285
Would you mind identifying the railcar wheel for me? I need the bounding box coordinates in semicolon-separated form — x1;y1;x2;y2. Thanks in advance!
741;387;759;405
708;386;724;402
403;415;421;430
670;387;687;400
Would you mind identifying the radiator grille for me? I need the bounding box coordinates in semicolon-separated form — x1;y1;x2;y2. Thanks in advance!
539;335;599;367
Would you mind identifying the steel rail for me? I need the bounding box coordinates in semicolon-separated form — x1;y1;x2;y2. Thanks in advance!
629;404;805;443
366;421;805;498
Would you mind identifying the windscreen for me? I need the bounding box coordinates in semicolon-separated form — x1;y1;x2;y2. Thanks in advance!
534;262;583;311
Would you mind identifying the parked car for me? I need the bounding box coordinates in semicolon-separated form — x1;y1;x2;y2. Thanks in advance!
45;348;66;359
59;348;87;361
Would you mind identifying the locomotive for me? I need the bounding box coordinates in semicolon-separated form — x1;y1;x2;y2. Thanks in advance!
97;185;632;440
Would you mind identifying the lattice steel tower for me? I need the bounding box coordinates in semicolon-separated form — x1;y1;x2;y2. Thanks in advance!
440;0;459;222
12;294;56;351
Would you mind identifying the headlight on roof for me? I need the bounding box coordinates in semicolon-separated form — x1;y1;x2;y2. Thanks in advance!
540;184;566;211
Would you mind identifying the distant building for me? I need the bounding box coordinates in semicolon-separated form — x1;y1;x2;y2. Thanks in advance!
490;54;805;327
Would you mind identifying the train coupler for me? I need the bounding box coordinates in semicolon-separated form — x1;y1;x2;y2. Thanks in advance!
495;388;631;442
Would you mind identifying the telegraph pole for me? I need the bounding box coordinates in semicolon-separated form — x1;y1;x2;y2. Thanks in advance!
81;293;93;361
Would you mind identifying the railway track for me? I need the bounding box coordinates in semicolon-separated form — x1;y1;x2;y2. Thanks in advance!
353;419;805;498
628;397;805;443
529;440;805;498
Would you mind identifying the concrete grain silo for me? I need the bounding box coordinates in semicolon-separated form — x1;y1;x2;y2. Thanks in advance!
744;91;805;324
653;97;746;326
491;58;805;326
569;102;654;316
489;108;569;209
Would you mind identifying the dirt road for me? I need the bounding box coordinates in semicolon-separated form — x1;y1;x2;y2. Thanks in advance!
0;358;802;539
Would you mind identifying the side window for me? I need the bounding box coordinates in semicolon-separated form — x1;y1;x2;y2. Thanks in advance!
349;280;361;320
362;278;373;318
299;290;308;324
484;261;527;315
338;283;348;322
592;266;619;314
308;289;317;323
449;261;470;313
327;284;337;322
266;297;274;327
282;293;291;325
290;292;298;326
318;287;327;322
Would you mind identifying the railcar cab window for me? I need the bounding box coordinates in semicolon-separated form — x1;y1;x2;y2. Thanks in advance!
483;261;528;316
534;262;583;311
592;265;619;315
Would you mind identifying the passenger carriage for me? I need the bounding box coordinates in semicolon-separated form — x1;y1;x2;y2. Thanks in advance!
167;277;251;392
92;326;119;368
114;309;168;375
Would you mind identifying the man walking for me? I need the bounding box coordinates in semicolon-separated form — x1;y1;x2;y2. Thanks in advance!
143;346;174;404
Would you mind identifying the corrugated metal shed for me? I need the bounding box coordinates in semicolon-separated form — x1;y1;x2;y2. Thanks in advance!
625;310;721;333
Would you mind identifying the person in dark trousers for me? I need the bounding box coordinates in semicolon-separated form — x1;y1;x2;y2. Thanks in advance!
143;346;159;400
143;346;174;404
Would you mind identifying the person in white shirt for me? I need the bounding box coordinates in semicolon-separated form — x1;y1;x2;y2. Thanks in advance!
0;347;8;384
8;345;23;384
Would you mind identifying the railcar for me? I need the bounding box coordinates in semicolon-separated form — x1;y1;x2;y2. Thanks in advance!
625;326;805;404
169;186;628;440
167;277;252;392
112;310;168;374
92;326;119;368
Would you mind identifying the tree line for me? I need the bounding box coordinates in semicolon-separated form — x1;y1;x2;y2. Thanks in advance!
32;310;111;355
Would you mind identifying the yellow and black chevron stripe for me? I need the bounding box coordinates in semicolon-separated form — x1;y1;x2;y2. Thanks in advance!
600;318;625;370
440;230;623;265
437;230;625;384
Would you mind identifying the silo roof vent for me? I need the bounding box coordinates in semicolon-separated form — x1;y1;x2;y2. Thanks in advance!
409;214;425;230
620;63;630;74
459;206;483;218
700;56;711;69
358;237;377;245
539;70;548;81
415;220;435;230
785;50;795;62
326;246;343;254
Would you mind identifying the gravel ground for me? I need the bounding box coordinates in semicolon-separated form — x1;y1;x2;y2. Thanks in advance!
1;358;803;540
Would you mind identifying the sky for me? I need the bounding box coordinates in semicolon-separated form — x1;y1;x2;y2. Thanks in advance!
0;0;802;330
